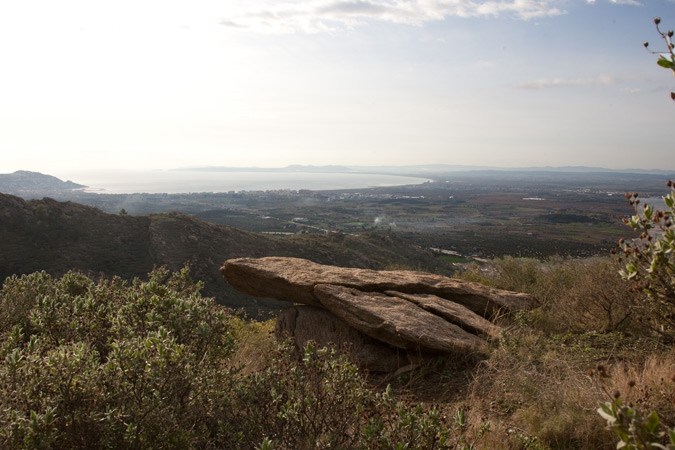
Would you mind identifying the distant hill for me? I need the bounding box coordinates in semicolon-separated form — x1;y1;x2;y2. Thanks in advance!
172;164;675;177
0;194;450;316
0;170;86;194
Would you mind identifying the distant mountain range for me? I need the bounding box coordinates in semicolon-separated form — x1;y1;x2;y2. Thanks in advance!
174;164;675;176
0;193;449;315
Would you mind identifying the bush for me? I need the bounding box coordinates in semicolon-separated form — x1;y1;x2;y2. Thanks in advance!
556;260;639;333
225;340;454;449
598;397;675;450
642;17;675;101
597;354;675;450
0;267;236;449
617;181;675;336
467;329;616;449
456;257;642;334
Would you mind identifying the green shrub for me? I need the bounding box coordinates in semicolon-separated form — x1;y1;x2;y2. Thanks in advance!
642;17;675;101
617;181;675;336
598;397;675;450
0;267;236;449
226;340;453;450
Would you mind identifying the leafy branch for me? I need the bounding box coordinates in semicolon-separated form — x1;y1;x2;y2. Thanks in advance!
643;17;675;101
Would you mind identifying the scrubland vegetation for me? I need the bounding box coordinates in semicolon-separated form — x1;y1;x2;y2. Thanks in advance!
1;245;674;449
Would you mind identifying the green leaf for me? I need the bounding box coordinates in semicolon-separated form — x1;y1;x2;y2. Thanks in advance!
598;404;616;422
644;205;654;221
646;411;661;433
658;56;675;69
665;194;675;209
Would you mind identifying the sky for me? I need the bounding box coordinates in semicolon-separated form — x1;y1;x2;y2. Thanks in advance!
1;0;674;174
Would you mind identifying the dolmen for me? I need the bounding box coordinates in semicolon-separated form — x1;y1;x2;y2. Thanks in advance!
220;257;538;372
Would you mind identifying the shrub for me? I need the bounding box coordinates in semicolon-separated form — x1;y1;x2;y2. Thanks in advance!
0;267;236;449
617;181;675;336
467;329;616;449
596;353;675;450
226;340;454;450
556;260;640;333
598;397;675;450
455;257;641;334
0;268;459;449
455;257;580;306
602;350;675;430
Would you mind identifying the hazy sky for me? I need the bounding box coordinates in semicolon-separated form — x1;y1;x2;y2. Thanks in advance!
1;0;674;173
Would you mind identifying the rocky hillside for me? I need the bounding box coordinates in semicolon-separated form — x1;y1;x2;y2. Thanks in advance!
0;194;450;315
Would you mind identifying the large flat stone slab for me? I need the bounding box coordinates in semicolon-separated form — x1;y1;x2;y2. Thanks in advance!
221;256;538;316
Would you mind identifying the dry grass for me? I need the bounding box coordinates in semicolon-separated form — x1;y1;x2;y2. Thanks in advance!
227;316;277;374
603;348;675;428
456;330;611;449
456;257;647;336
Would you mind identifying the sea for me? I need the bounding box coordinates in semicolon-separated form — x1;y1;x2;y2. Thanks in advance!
54;170;430;194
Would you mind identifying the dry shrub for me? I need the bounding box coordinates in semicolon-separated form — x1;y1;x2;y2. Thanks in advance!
456;257;580;306
551;260;642;333
457;257;647;335
448;256;670;448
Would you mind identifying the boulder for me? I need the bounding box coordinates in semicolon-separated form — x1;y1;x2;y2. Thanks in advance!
220;256;538;317
221;257;539;371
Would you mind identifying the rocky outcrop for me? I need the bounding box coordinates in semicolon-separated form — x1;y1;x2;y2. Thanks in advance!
221;257;539;370
221;256;538;316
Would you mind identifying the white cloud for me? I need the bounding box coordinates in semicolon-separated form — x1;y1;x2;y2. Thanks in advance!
220;0;566;33
515;75;619;89
586;0;642;4
609;0;642;5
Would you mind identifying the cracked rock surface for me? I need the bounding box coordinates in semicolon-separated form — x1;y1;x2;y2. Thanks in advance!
221;257;538;367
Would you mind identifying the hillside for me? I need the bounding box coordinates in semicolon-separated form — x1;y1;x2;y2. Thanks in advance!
0;170;86;194
0;193;450;315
